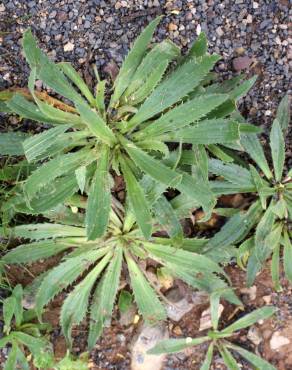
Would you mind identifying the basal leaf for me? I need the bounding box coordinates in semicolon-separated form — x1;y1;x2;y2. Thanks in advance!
187;32;208;58
61;252;112;347
86;146;111;240
276;94;290;133
270;118;285;182
111;16;162;105
148;337;209;355
125;252;166;324
128;55;220;128
283;231;292;283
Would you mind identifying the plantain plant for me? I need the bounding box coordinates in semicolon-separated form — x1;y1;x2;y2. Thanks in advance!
204;95;291;289
148;303;277;370
0;195;240;350
0;17;258;240
0;284;54;369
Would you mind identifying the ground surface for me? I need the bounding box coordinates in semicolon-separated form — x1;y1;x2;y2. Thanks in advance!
0;0;291;369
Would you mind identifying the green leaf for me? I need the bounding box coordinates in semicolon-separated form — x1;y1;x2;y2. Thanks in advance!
124;40;180;99
23;29;83;104
249;164;268;209
88;246;123;349
271;198;287;219
61;252;112;348
76;102;116;146
86;146;111;240
4;343;18;370
120;157;152;239
59;62;95;106
35;248;110;316
127;60;169;106
187;32;208;58
218;345;240;370
3;296;16;333
24;149;94;200
270;118;285;182
271;243;281;291
0;132;28;155
136;94;229;138
200;343;214;370
144;242;229;281
229;76;257;101
124;142;215;214
95;80;106;115
75;166;86;194
276;94;290;133
226;343;276;370
111;16;162;105
125;252;166;324
128;55;220;128
283;231;292;283
164;120;240;145
118;290;133;313
2;240;71;264
205;200;262;250
254;202;277;263
208;159;254;188
241;134;272;180
23;125;71;162
152;195;183;240
0;223;85;240
148;337;210;355
221;306;276;334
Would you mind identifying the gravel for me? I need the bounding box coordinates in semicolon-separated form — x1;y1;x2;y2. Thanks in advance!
0;0;290;131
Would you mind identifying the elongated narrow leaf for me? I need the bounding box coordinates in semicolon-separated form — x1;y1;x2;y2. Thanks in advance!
208;158;254;188
6;94;60;124
23;29;84;105
148;336;209;355
271;244;281;291
36;247;110;316
187;32;208;58
136;94;229;138
120;158;152;239
3;296;16;332
241;134;272;180
124;40;180;98
24;149;94;200
276;94;290;133
127;61;168;106
76;102;116;146
200;342;214;370
283;231;292;283
152;195;183;240
88;246;123;349
111;17;162;105
125;252;166;323
2;240;71;264
59;62;95;106
23;125;71;162
61;252;112;347
144;242;228;280
219;345;240;370
124;142;215;213
164;120;240;145
0;223;85;240
221;306;276;334
86;146;111;240
128;55;220;128
270;118;285;182
229;76;257;101
4;343;18;370
13;174;79;214
0;132;28;155
205;200;263;250
225;343;276;370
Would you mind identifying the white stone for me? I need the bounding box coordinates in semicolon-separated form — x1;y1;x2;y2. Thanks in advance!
253;2;259;9
270;332;290;350
63;42;74;52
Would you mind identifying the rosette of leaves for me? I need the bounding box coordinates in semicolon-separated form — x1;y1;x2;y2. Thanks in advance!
204;95;291;289
0;195;240;350
148;302;277;370
0;17;258;240
0;284;54;370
